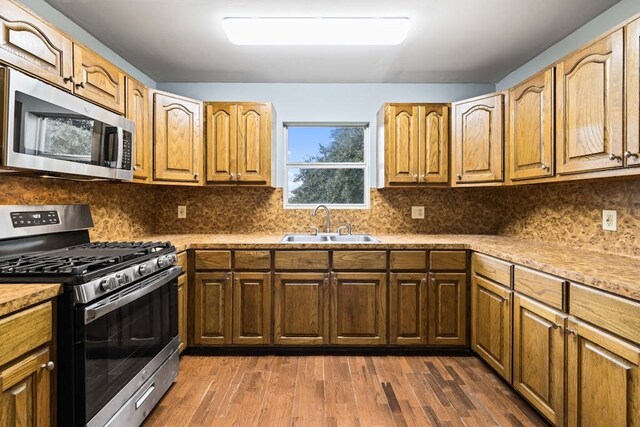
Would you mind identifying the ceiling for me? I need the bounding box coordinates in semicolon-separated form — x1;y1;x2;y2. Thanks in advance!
44;0;620;83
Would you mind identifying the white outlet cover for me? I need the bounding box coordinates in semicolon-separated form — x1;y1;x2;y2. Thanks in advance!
602;209;617;231
178;205;187;219
411;206;425;220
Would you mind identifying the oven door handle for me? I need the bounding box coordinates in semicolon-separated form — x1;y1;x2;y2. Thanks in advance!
84;267;181;324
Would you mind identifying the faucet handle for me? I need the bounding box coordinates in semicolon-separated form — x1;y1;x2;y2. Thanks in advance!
336;222;352;235
310;226;320;235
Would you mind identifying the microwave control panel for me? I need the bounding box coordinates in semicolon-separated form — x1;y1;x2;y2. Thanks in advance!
11;211;60;228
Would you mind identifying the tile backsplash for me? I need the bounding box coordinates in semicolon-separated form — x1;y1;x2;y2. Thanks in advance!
2;175;639;257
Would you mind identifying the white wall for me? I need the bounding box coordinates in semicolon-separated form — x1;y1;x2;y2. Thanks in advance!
496;0;640;90
157;82;494;187
16;0;155;87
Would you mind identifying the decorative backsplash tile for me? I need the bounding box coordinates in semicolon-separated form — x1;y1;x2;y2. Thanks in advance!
2;174;639;257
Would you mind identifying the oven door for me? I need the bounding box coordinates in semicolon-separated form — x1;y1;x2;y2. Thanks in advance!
76;267;180;426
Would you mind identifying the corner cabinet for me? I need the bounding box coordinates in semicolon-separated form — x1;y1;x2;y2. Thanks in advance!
452;93;505;184
205;102;274;186
555;28;624;175
126;78;151;182
626;17;640;167
153;91;203;185
509;68;555;181
379;103;449;186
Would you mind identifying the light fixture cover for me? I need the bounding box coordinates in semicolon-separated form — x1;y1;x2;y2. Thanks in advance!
222;17;410;45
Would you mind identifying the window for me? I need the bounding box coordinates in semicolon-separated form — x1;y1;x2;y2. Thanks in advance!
284;123;369;209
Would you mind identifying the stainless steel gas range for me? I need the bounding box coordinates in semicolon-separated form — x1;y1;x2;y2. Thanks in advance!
0;205;180;427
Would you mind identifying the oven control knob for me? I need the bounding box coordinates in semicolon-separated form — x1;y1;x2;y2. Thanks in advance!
157;256;171;268
117;274;130;285
138;264;147;275
100;276;118;291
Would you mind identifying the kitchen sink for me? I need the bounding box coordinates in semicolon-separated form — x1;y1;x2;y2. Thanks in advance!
280;234;380;244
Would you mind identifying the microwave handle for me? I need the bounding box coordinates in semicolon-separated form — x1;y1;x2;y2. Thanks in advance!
84;266;180;324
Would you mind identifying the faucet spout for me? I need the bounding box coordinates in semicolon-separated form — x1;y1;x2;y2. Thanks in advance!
311;204;331;234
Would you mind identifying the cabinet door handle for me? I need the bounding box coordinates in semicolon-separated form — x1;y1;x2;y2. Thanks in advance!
624;151;639;159
609;153;622;162
237;173;242;180
41;361;55;371
64;75;75;84
540;164;549;171
565;328;577;336
456;174;462;181
194;172;199;180
229;173;235;180
75;81;86;89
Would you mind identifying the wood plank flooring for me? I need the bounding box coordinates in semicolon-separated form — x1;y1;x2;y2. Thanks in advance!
143;355;549;427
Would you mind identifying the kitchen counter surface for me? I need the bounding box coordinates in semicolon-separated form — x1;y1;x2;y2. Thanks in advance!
143;233;640;303
0;283;63;318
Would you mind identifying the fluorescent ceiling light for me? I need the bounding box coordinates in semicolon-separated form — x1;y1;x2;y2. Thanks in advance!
222;18;410;45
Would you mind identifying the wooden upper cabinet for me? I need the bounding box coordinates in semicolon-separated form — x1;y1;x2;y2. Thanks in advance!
509;68;555;181
153;91;203;184
453;93;504;184
126;78;151;181
205;102;273;186
384;104;420;184
556;29;624;175
566;318;640;427
382;103;449;186
0;0;74;91
72;44;126;114
627;17;640;167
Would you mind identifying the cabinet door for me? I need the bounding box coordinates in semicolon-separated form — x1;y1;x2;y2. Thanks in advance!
513;294;566;426
556;29;624;174
232;272;271;345
126;78;151;181
566;318;640;427
153;92;203;184
330;273;387;345
177;274;188;353
205;103;237;183
0;346;52;426
0;1;74;90
428;273;467;346
471;275;512;381
193;273;232;345
389;273;427;345
509;68;555;180
627;17;640;167
72;44;126;114
386;104;420;184
273;273;329;345
453;94;504;183
419;105;449;183
236;103;272;184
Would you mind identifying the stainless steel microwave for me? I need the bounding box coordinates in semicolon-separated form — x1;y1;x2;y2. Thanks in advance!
0;67;135;180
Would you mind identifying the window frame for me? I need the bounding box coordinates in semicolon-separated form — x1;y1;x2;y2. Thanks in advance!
283;122;370;210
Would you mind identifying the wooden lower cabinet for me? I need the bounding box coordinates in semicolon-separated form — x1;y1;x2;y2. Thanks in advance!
566;317;640;427
330;273;387;345
471;274;512;381
513;294;566;426
177;274;187;353
0;346;52;426
428;273;467;345
389;273;428;345
273;273;329;345
232;273;271;345
193;272;232;345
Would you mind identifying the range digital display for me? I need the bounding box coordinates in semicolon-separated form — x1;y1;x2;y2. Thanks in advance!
11;211;60;228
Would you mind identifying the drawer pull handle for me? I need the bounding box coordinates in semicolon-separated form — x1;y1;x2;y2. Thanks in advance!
624;151;639;159
41;361;55;371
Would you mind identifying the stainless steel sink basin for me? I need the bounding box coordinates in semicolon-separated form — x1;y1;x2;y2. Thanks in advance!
280;234;380;244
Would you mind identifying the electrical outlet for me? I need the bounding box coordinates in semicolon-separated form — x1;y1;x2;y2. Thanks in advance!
602;209;617;231
411;206;425;220
178;205;187;219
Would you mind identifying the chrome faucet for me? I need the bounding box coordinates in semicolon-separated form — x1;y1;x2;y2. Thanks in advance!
311;205;331;234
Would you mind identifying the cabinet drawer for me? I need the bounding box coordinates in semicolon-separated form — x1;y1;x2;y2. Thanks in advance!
176;251;188;274
390;251;427;271
514;266;565;311
0;302;52;367
235;250;271;270
274;251;329;271
194;250;232;270
333;251;387;271
472;253;512;288
569;283;640;345
429;251;467;271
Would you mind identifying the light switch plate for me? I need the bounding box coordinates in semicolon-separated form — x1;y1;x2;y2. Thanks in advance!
602;209;617;231
411;206;425;220
178;205;187;219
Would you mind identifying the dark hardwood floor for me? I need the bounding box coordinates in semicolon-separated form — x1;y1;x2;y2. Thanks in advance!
143;354;549;426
